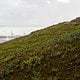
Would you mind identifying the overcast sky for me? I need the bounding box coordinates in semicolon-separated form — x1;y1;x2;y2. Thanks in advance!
0;0;80;35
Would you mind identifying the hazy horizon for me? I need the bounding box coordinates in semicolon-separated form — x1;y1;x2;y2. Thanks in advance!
0;26;47;36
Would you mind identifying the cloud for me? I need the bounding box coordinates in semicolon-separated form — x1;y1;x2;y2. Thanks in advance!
0;0;55;27
57;0;70;4
46;0;51;4
0;0;80;28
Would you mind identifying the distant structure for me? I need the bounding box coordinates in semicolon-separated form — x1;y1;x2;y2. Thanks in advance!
0;35;20;43
0;36;7;38
71;17;80;22
11;32;14;36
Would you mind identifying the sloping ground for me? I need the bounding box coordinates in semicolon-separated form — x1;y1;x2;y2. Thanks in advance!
0;21;80;80
71;17;80;22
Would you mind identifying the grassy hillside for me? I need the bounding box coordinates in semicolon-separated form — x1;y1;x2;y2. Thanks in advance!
0;21;80;80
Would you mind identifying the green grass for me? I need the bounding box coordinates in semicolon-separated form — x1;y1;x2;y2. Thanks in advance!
0;22;80;80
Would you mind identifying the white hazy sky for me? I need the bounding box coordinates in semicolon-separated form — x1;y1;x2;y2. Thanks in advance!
0;0;80;35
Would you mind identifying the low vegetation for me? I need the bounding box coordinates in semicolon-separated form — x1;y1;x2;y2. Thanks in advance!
0;20;80;80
